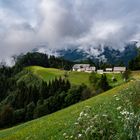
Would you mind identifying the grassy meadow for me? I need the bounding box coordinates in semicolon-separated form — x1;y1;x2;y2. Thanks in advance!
0;76;139;139
27;66;124;87
0;67;139;140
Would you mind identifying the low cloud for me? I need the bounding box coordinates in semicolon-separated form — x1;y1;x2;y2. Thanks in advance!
0;0;140;63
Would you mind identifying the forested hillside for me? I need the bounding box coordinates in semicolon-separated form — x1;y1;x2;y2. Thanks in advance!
0;52;126;129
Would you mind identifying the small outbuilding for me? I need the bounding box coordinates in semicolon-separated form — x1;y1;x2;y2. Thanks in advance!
105;68;113;72
113;67;126;73
97;70;104;74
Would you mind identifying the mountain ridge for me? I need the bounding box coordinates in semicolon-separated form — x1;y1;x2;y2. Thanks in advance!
35;42;138;65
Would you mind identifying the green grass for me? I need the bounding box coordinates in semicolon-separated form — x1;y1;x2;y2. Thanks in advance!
27;66;124;87
0;67;135;140
105;73;124;87
27;66;65;82
0;81;134;140
27;66;91;86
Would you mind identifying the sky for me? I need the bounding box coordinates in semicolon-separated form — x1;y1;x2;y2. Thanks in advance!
0;0;140;64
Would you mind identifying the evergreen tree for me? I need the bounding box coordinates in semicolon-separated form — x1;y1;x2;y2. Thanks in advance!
25;102;35;121
98;74;111;91
0;105;14;127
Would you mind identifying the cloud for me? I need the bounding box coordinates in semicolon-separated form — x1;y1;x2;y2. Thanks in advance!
0;0;140;63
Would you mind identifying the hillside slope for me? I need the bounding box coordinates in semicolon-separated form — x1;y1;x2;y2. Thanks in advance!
27;66;124;87
27;66;91;86
0;79;135;140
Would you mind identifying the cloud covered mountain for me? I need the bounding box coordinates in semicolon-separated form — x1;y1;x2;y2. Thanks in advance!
36;42;138;66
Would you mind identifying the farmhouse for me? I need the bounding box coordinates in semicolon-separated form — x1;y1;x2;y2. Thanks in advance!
105;68;113;72
73;64;90;72
85;67;96;73
72;64;96;72
97;70;104;74
72;64;126;74
113;67;126;73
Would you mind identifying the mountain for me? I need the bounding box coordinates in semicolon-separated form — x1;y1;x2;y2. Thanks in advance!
34;42;138;66
57;43;138;66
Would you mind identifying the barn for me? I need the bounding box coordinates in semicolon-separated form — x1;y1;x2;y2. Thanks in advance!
113;67;126;73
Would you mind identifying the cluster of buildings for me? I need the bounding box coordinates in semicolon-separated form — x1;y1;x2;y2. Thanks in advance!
72;64;126;74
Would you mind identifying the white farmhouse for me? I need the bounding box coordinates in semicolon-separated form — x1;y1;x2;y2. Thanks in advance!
97;70;104;74
73;64;90;72
105;68;113;72
85;66;96;73
113;67;126;73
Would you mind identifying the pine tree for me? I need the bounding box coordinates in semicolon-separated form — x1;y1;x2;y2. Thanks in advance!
98;74;110;91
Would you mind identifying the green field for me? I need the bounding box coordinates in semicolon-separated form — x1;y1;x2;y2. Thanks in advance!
0;67;137;140
27;66;124;87
0;82;132;140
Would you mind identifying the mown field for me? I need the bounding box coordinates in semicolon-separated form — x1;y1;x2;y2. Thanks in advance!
27;66;124;87
0;71;139;140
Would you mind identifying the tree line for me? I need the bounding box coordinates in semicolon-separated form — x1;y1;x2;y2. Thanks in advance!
14;52;73;71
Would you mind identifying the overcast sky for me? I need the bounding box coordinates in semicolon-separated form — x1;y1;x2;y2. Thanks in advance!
0;0;140;64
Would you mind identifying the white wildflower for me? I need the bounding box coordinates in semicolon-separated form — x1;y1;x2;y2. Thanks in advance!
63;133;67;136
77;117;81;121
84;113;88;116
117;106;122;110
80;111;84;117
85;127;90;134
116;97;120;101
78;134;82;138
102;114;108;117
74;122;79;125
70;135;73;139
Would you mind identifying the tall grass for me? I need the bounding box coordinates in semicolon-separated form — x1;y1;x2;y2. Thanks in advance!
63;81;140;140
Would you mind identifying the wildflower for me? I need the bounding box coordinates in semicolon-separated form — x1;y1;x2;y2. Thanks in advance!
70;135;73;139
77;117;82;121
120;110;130;115
102;114;108;117
63;133;67;136
115;97;120;101
78;134;82;138
130;112;134;115
94;115;98;119
84;113;88;116
74;122;79;125
85;127;90;134
80;111;84;117
117;106;122;110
